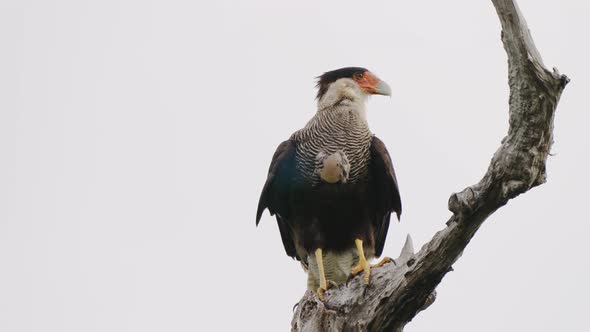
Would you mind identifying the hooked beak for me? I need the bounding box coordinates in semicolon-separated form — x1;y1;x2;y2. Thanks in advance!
374;80;392;96
358;71;392;96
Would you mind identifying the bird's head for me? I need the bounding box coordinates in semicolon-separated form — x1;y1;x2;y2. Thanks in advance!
316;67;391;101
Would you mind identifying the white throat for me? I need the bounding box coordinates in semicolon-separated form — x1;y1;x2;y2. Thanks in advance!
317;78;368;112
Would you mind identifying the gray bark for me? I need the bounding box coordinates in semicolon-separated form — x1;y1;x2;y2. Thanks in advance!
291;1;569;331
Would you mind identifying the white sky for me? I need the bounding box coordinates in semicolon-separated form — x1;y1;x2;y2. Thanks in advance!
1;0;588;331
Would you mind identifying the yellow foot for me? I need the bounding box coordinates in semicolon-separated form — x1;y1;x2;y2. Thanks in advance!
351;257;371;284
351;257;393;285
351;239;394;285
316;281;336;301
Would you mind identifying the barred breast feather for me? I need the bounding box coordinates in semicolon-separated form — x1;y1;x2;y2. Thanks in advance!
290;103;373;185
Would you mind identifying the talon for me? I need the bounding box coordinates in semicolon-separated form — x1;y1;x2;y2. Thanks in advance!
317;287;327;301
316;281;333;302
351;255;394;285
317;279;335;301
372;256;393;268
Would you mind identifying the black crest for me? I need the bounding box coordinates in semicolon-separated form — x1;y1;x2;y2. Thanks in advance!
316;67;368;100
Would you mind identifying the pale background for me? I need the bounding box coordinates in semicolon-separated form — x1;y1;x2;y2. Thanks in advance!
1;0;588;331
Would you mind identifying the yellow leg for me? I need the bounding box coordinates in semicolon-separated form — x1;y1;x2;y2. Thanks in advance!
351;240;393;285
315;248;331;301
351;239;371;284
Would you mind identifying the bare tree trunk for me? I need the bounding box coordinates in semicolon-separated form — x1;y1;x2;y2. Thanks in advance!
291;1;569;331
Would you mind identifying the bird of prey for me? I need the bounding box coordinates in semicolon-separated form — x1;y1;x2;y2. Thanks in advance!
256;67;402;300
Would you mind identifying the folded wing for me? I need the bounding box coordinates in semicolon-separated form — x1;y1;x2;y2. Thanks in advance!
370;136;402;257
256;140;298;259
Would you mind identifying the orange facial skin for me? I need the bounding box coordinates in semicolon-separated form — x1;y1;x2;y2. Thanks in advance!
353;71;382;94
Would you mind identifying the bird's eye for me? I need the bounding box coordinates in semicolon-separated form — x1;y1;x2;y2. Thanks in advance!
354;72;364;80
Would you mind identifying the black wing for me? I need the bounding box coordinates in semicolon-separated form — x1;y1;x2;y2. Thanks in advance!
370;136;402;257
256;140;298;258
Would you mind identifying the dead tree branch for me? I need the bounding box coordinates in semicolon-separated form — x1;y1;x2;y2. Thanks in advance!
291;1;569;330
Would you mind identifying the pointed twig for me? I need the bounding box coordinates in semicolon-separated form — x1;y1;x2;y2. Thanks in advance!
396;234;414;264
